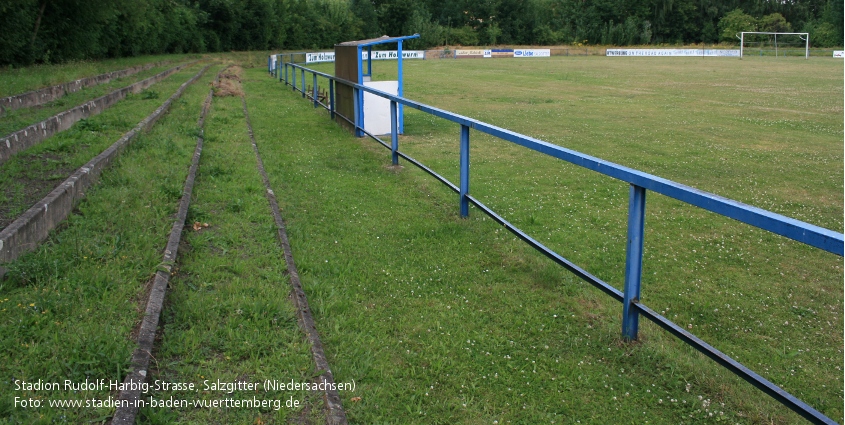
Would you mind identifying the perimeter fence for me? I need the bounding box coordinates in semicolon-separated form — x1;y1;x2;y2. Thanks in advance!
270;56;843;424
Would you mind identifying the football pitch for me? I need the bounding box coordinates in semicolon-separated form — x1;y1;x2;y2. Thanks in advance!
295;55;843;423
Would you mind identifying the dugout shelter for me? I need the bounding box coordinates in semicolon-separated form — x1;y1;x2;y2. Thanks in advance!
334;34;419;136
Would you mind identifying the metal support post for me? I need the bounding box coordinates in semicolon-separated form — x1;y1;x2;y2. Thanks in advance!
312;74;318;108
353;87;362;137
357;86;364;137
301;69;306;98
775;34;778;57
805;35;809;59
459;124;470;217
398;40;405;134
390;101;398;165
622;184;647;340
366;46;372;78
291;65;296;91
329;80;335;119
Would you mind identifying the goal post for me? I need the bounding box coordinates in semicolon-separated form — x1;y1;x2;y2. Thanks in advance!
739;32;809;59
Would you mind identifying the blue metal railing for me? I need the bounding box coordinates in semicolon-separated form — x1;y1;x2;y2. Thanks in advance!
276;59;843;425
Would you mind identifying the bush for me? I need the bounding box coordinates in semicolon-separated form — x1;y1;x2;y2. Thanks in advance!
447;26;479;46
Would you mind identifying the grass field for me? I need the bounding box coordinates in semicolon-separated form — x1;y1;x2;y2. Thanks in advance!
283;56;842;423
0;53;841;424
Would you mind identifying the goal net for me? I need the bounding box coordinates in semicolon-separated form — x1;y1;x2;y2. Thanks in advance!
740;32;809;58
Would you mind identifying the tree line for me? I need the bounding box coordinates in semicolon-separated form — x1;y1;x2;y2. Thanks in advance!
2;0;842;66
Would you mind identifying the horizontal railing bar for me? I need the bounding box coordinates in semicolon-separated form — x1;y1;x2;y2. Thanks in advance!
287;63;843;256
634;302;837;425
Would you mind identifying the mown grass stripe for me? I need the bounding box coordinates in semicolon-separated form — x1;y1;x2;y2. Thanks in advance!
0;64;211;264
111;65;220;425
242;95;348;425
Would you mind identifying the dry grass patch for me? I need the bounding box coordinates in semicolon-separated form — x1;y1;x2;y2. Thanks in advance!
212;65;244;97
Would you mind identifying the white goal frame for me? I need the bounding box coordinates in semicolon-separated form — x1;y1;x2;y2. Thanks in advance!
739;32;809;59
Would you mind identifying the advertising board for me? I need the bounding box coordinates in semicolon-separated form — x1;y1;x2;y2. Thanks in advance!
306;51;425;63
456;49;486;58
514;49;551;57
491;49;514;58
606;49;740;57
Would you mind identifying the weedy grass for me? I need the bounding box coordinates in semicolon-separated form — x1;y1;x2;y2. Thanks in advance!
140;72;322;424
255;55;841;424
0;62;190;137
0;62;221;425
0;62;207;229
0;54;200;98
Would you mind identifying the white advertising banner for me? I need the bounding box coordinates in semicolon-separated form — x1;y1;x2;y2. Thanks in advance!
306;52;336;63
456;49;486;57
514;49;551;57
833;51;844;58
364;50;425;60
305;51;424;63
606;49;740;57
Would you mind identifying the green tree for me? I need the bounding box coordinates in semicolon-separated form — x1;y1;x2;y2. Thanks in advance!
403;8;444;48
758;13;792;33
0;0;39;65
718;8;757;42
351;0;381;39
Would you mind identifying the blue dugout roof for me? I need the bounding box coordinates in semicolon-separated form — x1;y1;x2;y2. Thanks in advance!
335;34;420;48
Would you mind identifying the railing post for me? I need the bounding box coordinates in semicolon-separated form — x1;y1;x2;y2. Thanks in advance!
329;79;335;119
312;73;318;108
398;40;405;134
284;63;288;85
459;124;470;217
390;100;398;165
357;86;364;137
301;69;306;98
353;87;361;138
622;184;646;341
291;65;296;91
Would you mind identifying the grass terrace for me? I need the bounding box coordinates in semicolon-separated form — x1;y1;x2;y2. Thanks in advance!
0;54;200;98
